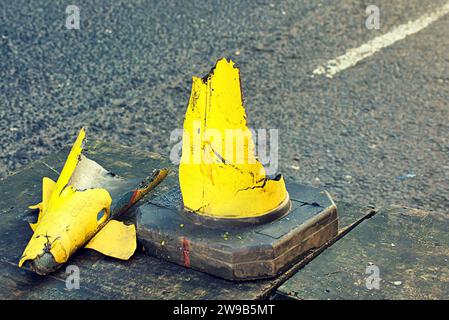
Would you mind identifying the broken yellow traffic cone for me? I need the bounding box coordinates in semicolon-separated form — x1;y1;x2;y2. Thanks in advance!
137;58;338;280
179;58;289;218
19;128;168;275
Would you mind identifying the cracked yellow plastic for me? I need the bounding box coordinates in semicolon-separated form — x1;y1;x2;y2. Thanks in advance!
179;58;288;218
19;128;135;269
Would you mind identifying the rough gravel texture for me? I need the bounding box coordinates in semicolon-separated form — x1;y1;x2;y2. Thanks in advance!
1;0;448;213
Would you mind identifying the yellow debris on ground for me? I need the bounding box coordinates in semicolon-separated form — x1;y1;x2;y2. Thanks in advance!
19;128;167;275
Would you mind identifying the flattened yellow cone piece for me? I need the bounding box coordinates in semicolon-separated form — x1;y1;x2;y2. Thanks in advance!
179;58;288;218
85;220;136;260
19;129;113;272
29;177;56;231
19;128;168;275
19;187;112;267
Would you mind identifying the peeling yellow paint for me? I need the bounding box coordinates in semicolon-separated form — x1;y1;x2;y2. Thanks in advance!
179;58;288;218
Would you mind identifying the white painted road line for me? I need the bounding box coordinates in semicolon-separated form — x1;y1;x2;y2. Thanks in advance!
313;1;449;78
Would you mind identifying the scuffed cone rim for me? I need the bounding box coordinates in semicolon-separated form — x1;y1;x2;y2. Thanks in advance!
182;193;291;228
28;252;60;275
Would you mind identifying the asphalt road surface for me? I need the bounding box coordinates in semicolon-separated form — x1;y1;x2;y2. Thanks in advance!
1;0;448;213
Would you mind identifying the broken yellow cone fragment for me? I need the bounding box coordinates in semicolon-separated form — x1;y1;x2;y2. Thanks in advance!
19;128;168;275
179;58;289;218
85;220;136;260
28;177;56;231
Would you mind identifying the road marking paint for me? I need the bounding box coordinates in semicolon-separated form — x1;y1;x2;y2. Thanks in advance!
313;1;449;78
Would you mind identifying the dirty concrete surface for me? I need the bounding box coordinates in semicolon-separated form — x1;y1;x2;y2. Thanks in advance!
1;0;448;213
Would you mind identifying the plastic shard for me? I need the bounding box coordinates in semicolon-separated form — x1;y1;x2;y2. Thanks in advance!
19;128;168;275
85;220;136;260
179;58;288;219
29;177;56;231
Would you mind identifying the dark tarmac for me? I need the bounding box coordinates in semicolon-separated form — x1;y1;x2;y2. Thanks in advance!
1;0;448;213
